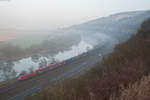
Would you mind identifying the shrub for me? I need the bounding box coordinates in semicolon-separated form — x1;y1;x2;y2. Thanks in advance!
27;18;150;100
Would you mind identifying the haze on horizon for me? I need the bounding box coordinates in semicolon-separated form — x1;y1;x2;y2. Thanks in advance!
0;0;149;32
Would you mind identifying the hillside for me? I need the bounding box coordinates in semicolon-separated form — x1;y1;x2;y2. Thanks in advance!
26;18;150;100
1;10;150;59
3;10;150;49
64;10;150;46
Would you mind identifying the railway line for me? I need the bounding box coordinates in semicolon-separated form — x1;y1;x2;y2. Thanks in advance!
0;47;102;100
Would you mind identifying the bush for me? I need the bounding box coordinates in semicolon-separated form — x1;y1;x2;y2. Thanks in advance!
27;18;150;100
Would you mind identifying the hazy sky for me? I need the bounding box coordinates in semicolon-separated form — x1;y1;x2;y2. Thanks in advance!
0;0;150;30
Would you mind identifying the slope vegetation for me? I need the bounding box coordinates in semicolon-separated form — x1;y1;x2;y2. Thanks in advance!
26;18;150;100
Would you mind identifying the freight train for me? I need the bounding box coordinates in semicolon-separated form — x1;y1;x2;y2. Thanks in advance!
18;58;73;80
17;47;99;81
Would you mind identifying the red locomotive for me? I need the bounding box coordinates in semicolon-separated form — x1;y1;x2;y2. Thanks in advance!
18;71;39;80
18;61;66;80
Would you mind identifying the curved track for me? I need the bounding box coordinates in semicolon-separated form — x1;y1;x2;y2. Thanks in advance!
0;48;102;100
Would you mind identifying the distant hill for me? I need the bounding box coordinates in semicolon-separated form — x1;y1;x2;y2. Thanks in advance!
29;16;150;100
1;10;150;52
63;10;150;47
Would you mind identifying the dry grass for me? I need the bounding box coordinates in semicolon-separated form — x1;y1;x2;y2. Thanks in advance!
26;18;150;100
111;75;150;100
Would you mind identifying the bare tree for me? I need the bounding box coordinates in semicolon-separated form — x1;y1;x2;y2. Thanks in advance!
39;58;47;68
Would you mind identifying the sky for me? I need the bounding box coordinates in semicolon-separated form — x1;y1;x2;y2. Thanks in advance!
0;0;150;31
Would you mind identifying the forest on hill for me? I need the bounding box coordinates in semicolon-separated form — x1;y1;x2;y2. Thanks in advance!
26;18;150;100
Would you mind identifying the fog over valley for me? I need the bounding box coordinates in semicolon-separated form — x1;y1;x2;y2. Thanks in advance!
0;0;150;83
1;1;150;100
0;10;150;82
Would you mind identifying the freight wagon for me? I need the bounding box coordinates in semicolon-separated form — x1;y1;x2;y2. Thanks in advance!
65;58;73;64
37;61;65;73
18;56;82;81
18;61;66;80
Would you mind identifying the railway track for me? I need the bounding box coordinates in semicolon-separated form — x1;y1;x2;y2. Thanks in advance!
0;48;102;100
